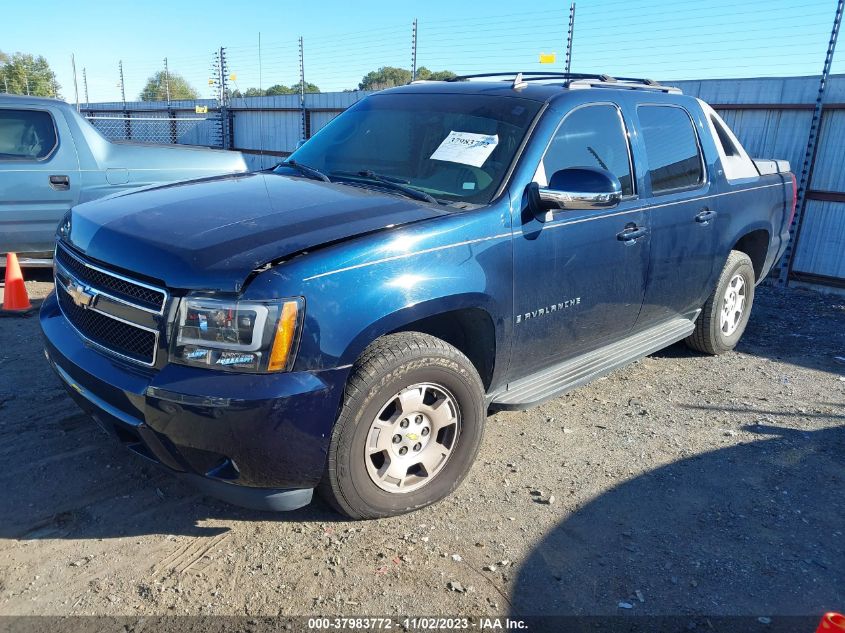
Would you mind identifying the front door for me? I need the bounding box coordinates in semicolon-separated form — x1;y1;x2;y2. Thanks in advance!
0;106;80;254
509;103;650;380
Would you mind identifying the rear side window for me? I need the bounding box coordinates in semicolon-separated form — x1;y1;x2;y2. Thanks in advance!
638;105;704;194
540;104;634;196
0;109;57;160
710;115;739;157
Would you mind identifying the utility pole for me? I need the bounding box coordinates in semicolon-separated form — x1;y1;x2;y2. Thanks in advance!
258;31;265;157
82;68;89;109
3;78;8;93
217;47;231;149
411;18;418;81
163;57;172;106
118;60;127;105
780;0;843;286
219;47;228;103
298;36;307;141
119;60;130;139
565;2;576;75
24;74;30;95
164;57;177;143
71;53;79;110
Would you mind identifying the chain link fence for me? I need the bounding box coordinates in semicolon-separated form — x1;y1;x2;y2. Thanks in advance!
86;114;220;146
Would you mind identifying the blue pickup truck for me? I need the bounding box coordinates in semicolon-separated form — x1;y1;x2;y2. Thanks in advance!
40;73;796;519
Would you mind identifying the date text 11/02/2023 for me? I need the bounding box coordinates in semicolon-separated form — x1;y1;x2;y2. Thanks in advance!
306;617;528;630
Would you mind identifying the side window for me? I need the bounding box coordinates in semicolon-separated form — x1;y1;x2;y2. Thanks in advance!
637;105;704;194
0;109;57;160
710;115;739;157
540;104;634;196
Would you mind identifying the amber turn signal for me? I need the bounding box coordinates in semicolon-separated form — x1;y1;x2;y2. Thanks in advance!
268;300;301;372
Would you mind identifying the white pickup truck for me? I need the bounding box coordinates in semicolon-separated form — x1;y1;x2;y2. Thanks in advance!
0;94;247;260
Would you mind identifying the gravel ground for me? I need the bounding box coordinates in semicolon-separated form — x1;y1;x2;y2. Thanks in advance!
0;275;843;624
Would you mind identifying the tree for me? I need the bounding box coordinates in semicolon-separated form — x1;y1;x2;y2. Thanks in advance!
357;66;455;90
289;80;320;94
358;66;411;91
0;52;61;97
416;67;456;81
139;70;198;101
265;84;293;95
264;81;320;96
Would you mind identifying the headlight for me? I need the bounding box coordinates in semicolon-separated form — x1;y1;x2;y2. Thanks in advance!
170;296;303;373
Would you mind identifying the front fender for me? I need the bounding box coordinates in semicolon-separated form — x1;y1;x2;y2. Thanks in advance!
244;203;514;376
337;293;500;368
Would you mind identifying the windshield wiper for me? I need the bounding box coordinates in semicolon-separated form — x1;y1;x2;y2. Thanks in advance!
332;169;438;204
278;159;331;182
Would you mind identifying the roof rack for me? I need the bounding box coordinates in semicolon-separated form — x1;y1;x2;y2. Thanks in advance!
445;72;682;94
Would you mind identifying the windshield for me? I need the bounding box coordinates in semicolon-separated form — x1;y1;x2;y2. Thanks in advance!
279;92;543;205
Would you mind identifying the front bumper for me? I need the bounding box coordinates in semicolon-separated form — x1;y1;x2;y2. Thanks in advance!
40;292;348;511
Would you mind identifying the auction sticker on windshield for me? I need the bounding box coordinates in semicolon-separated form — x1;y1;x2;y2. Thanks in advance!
430;131;499;167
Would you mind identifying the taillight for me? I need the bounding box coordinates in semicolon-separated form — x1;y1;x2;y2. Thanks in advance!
788;173;798;229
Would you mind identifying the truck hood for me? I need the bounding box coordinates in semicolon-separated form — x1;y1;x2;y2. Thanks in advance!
66;172;448;292
104;140;247;172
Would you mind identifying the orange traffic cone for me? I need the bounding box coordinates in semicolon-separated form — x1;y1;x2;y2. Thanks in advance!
817;613;845;633
1;253;33;315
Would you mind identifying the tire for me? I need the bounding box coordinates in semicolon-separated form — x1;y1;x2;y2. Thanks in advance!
685;250;756;355
318;332;485;519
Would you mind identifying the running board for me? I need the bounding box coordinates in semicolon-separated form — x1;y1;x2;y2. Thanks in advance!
490;317;696;411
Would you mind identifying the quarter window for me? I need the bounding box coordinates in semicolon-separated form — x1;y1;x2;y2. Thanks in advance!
0;109;57;160
637;105;704;194
539;104;634;196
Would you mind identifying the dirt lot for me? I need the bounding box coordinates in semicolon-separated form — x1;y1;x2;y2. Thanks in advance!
0;275;843;626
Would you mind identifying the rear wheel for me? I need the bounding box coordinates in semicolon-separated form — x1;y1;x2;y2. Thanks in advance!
685;250;756;355
319;332;485;519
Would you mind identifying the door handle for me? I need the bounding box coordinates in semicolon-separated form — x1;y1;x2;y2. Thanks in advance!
616;225;649;245
695;208;717;225
49;175;70;191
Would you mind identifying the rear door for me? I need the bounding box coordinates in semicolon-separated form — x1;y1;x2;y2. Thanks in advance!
633;102;718;326
0;106;81;254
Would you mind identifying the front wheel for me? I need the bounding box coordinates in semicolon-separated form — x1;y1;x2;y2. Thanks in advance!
318;332;485;519
685;250;756;355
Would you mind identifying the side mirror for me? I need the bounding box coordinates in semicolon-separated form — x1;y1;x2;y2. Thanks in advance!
527;167;623;217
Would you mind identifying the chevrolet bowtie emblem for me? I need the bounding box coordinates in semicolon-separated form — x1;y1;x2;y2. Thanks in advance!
406;433;418;441
66;281;98;309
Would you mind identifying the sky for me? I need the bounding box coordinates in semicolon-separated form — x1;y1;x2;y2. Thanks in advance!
2;0;841;103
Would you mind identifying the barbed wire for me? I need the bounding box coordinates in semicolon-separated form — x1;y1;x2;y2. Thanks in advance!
68;0;840;102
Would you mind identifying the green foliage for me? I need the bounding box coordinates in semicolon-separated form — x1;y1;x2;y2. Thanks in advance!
139;70;199;101
265;84;291;95
357;66;455;90
357;66;411;91
290;81;320;94
0;52;61;98
416;67;457;81
262;81;320;96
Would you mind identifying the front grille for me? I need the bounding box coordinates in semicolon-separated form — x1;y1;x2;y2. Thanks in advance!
55;245;165;312
54;242;167;367
58;288;157;364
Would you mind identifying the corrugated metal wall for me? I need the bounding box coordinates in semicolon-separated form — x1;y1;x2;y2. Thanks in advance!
226;91;372;170
82;75;845;288
674;75;845;289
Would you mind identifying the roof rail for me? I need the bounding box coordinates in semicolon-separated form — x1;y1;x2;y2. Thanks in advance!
445;72;682;94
